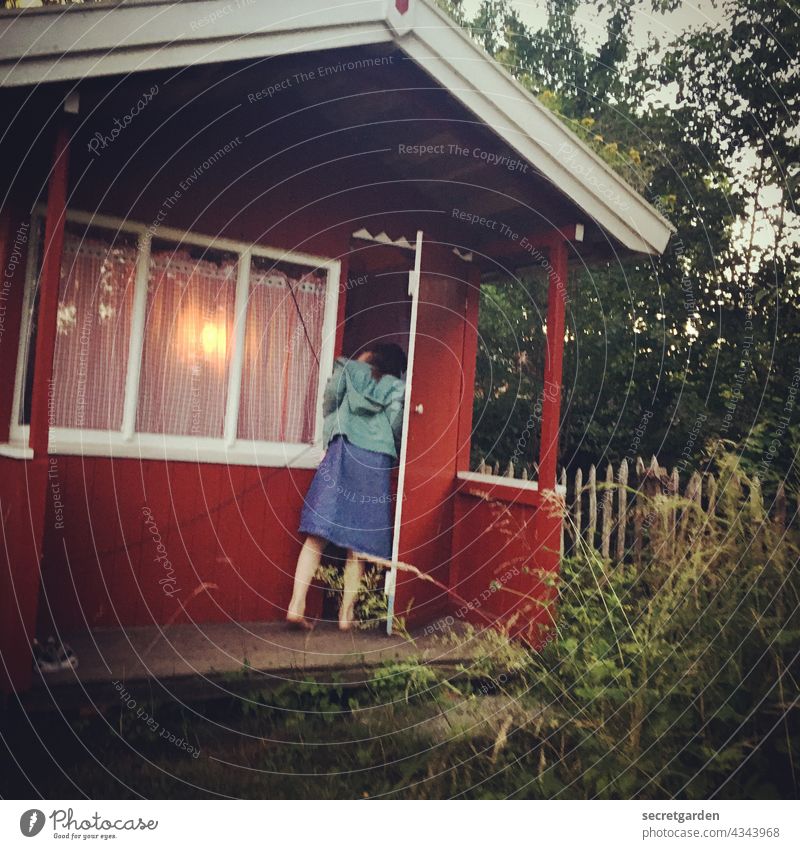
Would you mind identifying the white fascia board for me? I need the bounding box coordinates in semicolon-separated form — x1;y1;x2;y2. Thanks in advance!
0;0;392;87
405;0;675;256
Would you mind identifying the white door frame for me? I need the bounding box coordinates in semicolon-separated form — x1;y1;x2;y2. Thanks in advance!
385;229;423;635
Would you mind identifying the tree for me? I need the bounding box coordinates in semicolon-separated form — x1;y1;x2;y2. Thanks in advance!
456;0;799;489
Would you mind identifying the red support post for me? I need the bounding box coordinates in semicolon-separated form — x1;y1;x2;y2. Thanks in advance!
29;119;70;457
456;263;481;471
538;237;568;491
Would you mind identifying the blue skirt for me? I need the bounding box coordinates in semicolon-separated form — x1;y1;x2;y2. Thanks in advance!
299;436;394;559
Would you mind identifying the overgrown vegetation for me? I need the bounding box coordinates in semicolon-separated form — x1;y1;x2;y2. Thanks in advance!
455;0;799;479
4;454;796;799
316;560;391;630
525;453;799;797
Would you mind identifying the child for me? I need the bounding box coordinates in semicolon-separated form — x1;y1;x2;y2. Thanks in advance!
286;343;407;630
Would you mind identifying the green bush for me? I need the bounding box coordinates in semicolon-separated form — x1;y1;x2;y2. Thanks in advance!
522;453;800;798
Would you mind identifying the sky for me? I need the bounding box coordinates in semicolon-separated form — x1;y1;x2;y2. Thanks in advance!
459;0;729;53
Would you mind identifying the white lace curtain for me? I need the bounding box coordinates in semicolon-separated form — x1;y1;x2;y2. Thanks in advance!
51;231;136;430
238;264;326;444
136;248;237;438
49;225;328;444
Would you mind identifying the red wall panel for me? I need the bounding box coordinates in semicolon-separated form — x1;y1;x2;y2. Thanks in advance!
450;481;560;646
0;208;28;444
394;241;470;625
38;457;314;631
0;457;47;695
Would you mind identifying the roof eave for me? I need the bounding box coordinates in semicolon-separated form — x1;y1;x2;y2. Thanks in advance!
0;0;674;256
0;0;393;88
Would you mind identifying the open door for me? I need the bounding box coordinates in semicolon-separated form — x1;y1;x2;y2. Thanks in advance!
386;234;471;634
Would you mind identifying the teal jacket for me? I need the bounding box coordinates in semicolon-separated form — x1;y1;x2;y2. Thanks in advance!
322;357;406;459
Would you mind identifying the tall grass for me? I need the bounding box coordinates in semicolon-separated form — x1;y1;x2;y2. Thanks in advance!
520;453;800;797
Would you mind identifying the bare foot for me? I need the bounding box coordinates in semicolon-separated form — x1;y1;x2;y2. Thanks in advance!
338;607;356;631
286;612;314;631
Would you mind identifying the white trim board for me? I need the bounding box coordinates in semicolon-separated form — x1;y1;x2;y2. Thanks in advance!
46;429;324;469
0;0;673;257
0;441;33;460
457;470;567;497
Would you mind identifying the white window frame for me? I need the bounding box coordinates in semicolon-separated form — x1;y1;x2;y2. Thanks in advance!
8;207;341;468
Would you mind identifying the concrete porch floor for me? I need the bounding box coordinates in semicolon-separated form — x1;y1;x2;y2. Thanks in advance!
21;619;479;711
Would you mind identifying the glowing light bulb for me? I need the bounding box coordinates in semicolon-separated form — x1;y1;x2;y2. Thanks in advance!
200;322;226;358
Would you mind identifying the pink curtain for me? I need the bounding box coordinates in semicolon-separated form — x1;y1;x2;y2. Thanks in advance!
136;247;237;438
51;229;136;430
237;263;326;444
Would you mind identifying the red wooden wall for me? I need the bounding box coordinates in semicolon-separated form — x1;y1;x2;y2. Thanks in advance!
0;459;47;695
450;479;561;647
37;458;314;631
393;241;474;625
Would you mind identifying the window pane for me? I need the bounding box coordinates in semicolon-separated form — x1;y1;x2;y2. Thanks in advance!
237;256;327;444
136;241;237;437
49;221;138;430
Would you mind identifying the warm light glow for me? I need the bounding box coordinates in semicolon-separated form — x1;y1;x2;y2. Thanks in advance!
200;321;226;358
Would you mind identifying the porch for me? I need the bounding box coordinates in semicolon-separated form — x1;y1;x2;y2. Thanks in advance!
0;1;672;698
21;619;477;712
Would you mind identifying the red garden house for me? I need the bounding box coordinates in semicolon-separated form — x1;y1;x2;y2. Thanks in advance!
0;0;671;694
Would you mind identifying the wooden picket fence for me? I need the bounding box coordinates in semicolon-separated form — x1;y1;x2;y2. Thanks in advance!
473;456;793;562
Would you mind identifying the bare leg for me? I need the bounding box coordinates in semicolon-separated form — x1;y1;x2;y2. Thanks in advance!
287;535;325;627
339;551;364;631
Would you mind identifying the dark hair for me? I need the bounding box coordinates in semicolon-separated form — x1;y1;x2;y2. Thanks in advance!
365;342;407;380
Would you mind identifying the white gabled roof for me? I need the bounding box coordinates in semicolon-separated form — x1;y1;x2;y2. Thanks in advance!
0;0;674;255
